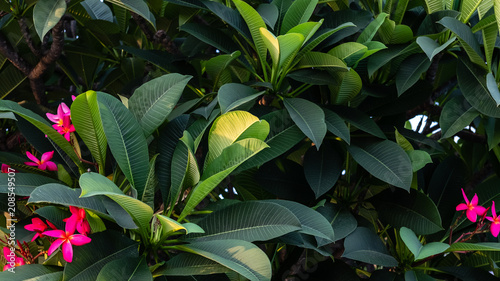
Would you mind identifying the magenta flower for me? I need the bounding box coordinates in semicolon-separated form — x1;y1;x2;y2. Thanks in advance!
1;164;16;173
63;206;91;236
71;95;77;101
486;201;500;237
456;188;487;222
46;102;70;126
24;218;57;241
52;115;75;141
43;223;92;263
2;247;24;271
25;151;57;171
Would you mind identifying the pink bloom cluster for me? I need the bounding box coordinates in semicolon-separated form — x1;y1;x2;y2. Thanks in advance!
24;206;91;263
46;102;75;142
1;164;16;173
456;188;500;237
24;151;57;171
3;247;24;271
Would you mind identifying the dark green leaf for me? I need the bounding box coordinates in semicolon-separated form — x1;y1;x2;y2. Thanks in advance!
396;54;432;96
303;143;342;198
284;98;327;149
343;227;398;267
96;257;152;281
33;0;66;40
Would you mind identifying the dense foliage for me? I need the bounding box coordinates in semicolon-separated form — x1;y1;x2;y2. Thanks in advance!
1;0;500;280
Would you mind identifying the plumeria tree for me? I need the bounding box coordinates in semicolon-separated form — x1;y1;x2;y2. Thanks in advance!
1;0;500;280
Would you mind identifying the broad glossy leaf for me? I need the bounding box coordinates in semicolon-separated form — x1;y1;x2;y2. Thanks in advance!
206;52;241;88
333;106;386;139
81;0;113;22
33;0;66;40
371;189;443;235
105;0;155;27
257;4;278;30
142;154;158;209
72;91;107;174
0;100;83;170
155;253;230;276
458;59;500;117
204;1;250;39
264;199;335;243
440;95;479;139
396;54;432;96
80;172;153;237
179;138;269;221
447;243;500;252
438;266;499;281
295;52;347;70
328;42;367;67
348;140;412;190
277;33;304;70
407;150;432;172
486;72;500;106
316;202;357;241
180;23;239;54
303;143;342;198
343;227;398;267
218;83;263;114
63;231;138;281
405;270;438;281
232;0;268;63
0;264;62;280
189;201;301;241
96;257;152;281
367;43;421;77
495;0;500;33
129;73;192;137
460;0;484;22
357;13;388;44
97;93;149;197
284;98;327;149
260;27;279;68
176;240;271;281
323;108;350;144
417;36;456;61
288;21;322;45
0;64;27;100
329;68;362;104
423;0;443;14
0;173;59;196
400;227;449;260
280;0;318;34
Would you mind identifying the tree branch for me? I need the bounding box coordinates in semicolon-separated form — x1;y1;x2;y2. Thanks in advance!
18;17;41;57
0;30;32;76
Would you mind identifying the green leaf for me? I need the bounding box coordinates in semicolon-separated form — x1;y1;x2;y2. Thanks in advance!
72;91;107;174
396;54;432;96
460;0;484;23
288;20;323;45
0;173;59;196
400;227;449;260
357;13;388;44
440;95;479;139
257;4;279;30
176;240;271;281
323;108;350;144
284;98;327;149
33;0;66;40
343;227;398;267
458;59;500;117
0;64;27;100
142;154;158;209
190;201;301;241
0;264;62;280
97;92;150;197
407;150;433;172
280;0;318;34
179;138;269;221
180;23;239;54
495;0;500;33
0;100;84;170
417;36;456;61
63;231;138;281
371;189;443;235
204;1;251;39
328;42;367;67
81;0;113;22
367;43;421;77
316;202;357;241
405;270;438;281
348;140;412;190
329;68;362;104
218;83;263;114
105;0;155;27
303;143;342;198
423;0;443;14
260;27;279;68
232;0;268;64
205;111;269;167
277;33;304;70
206;52;241;89
264;199;335;243
295;52;347;70
128;73;192;136
438;17;486;68
79;172;153;237
486;72;500;107
334;106;386;139
447;243;500;252
96;257;152;281
155;253;230;277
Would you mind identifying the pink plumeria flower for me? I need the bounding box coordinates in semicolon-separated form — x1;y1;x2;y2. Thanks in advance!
52;115;75;142
71;95;77;101
456;188;487;222
25;151;58;171
1;164;17;173
24;218;57;241
46;103;71;126
486;201;500;237
42;222;92;263
63;206;91;236
3;247;24;271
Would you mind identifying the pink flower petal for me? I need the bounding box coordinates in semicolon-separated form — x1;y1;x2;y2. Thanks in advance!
456;203;468;211
475;205;487;217
24;162;38;167
43;230;65;238
77;221;91;236
72;95;77;101
63;132;71;142
471;194;479;206
46;220;57;230
69;206;78;215
60;103;70;116
461;189;470;204
3;247;10;260
38;163;47;171
46;112;60;123
31;232;41;242
491;223;500;237
70;234;91;246
466;209;477;222
45;161;58;171
41;151;54;163
61;241;73;263
25;152;40;164
65;216;78;234
15;257;25;266
486;216;494;222
47;238;64;256
492;201;497;217
1;164;9;173
3;264;9;271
